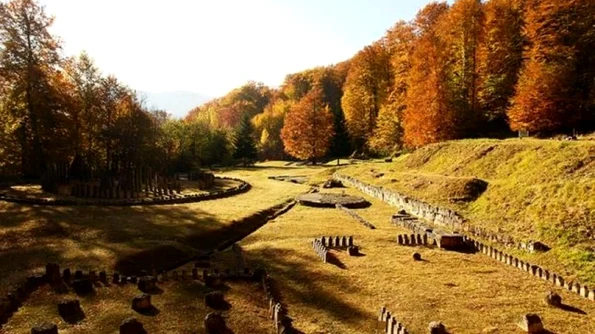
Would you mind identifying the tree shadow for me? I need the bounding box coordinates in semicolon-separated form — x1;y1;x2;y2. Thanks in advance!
245;247;369;328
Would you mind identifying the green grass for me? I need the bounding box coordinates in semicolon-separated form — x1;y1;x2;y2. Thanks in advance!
340;138;595;283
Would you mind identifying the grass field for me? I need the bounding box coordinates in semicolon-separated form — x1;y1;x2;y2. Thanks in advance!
339;138;595;284
1;150;594;333
240;185;595;334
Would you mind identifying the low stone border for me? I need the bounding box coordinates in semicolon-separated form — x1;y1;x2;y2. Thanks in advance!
378;306;411;334
312;239;329;263
470;238;595;302
333;173;465;230
335;173;549;253
336;204;376;229
0;176;250;206
261;271;295;333
397;233;429;246
318;236;354;249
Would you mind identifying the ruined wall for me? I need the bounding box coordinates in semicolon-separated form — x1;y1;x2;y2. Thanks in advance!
333;173;466;231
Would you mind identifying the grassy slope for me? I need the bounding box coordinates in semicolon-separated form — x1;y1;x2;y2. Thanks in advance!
341;139;595;283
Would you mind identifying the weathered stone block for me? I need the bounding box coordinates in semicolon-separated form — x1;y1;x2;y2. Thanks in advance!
516;314;543;333
428;321;447;334
120;317;147;334
544;292;561;308
205;312;227;334
58;299;85;323
131;294;152;312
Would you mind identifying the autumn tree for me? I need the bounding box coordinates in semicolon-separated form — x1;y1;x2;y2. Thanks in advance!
477;0;524;130
369;21;415;154
342;42;392;150
440;0;484;135
252;97;291;160
403;2;452;147
0;0;64;177
508;0;595;133
281;87;334;164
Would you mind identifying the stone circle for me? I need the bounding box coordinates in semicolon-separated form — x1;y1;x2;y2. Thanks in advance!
296;192;370;208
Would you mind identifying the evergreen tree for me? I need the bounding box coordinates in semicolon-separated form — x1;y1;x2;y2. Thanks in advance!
233;115;257;166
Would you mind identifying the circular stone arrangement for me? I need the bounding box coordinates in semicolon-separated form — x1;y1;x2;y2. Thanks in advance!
0;177;250;206
296;192;370;208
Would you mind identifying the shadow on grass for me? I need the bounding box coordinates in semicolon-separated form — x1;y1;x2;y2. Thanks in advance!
246;247;369;329
559;303;588;315
0;201;223;291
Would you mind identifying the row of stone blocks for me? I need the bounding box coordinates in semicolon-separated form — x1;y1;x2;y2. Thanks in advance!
262;272;294;334
378;307;410;334
397;233;429;246
336;204;376;229
0;177;250;206
318;236;354;249
333;173;465;230
312;239;329;263
70;183;179;199
472;240;595;302
392;214;434;236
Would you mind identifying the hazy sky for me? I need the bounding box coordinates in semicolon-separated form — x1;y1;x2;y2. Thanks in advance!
39;0;439;97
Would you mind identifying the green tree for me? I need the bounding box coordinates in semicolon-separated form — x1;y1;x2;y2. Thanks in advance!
233;115;258;166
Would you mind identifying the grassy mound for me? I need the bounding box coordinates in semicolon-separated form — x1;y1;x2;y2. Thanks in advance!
341;139;595;283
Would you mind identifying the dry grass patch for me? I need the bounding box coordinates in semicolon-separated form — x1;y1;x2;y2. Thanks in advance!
240;189;595;334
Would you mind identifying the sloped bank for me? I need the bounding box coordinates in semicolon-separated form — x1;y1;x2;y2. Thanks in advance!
0;176;250;206
333;173;548;252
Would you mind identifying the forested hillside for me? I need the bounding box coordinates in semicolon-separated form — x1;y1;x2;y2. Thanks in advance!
1;0;594;177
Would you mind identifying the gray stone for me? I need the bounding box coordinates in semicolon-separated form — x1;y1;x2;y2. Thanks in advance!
58;299;85;323
428;321;447;334
205;291;226;309
544;291;562;307
31;323;58;334
348;246;359;256
45;263;61;285
517;314;544;333
72;279;93;295
131;294;152;312
137;276;157;293
119;317;147;334
205;312;227;334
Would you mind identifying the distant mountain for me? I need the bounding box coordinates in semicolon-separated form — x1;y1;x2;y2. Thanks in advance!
139;91;212;119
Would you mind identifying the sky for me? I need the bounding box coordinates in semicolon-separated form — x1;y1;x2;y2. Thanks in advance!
39;0;439;98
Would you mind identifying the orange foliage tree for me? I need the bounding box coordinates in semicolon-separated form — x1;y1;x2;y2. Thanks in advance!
508;0;595;133
403;3;453;148
280;86;334;164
